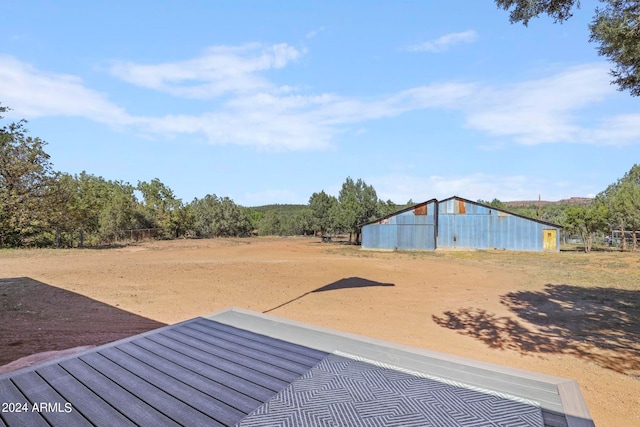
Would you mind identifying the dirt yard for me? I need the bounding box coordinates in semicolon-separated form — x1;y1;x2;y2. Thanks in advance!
1;237;639;425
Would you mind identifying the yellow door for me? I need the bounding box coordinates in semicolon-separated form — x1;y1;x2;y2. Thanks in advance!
543;229;557;251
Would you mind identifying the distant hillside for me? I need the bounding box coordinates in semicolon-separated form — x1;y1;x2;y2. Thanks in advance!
504;197;592;208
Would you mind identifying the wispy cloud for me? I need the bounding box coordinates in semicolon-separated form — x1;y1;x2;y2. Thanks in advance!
2;49;636;151
305;27;325;39
584;113;640;146
138;82;476;151
371;173;594;203
463;63;633;146
405;30;477;53
109;43;302;99
0;55;134;126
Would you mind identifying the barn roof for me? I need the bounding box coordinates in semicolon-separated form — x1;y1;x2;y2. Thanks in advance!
440;196;564;229
360;196;563;229
0;307;592;426
359;198;437;227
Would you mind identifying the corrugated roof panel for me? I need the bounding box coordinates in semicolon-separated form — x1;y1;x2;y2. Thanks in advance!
0;308;594;426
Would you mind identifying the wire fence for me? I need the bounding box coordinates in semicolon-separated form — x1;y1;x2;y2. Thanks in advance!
112;228;161;244
561;230;640;249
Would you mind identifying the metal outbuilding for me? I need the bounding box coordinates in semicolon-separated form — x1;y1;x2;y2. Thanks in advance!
361;196;562;252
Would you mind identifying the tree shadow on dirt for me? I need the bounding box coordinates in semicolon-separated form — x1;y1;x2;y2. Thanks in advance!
263;277;395;313
433;284;640;376
0;277;165;370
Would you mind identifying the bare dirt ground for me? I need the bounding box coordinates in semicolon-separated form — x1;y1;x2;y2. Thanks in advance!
1;237;639;425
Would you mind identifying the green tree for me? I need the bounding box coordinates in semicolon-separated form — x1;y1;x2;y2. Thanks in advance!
309;190;338;236
540;202;570;225
496;0;578;24
68;172;115;246
55;172;147;246
191;194;252;237
511;206;538;220
137;178;184;238
293;208;314;235
246;209;263;232
334;177;380;243
191;195;218;237
496;0;640;96
591;1;640;96
563;203;610;252
0;106;57;246
98;181;139;243
377;199;399;217
478;198;508;210
258;210;283;236
597;164;640;250
46;173;77;247
615;180;640;250
216;196;252;237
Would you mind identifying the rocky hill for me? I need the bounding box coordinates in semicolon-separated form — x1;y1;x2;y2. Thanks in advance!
503;197;592;208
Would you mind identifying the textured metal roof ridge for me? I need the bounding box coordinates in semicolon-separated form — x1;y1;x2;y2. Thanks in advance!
359;195;563;229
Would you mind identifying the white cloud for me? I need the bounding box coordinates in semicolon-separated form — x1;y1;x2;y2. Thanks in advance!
0;55;134;126
109;43;303;99
0;53;474;151
370;173;594;204
305;27;325;39
138;82;476;151
406;30;477;53
2;50;636;152
583;113;640;146
139;109;335;151
463;63;630;146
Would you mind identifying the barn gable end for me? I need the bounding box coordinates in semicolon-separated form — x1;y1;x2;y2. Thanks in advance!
361;196;561;252
361;199;437;250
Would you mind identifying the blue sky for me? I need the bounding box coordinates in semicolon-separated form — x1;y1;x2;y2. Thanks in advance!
2;1;638;206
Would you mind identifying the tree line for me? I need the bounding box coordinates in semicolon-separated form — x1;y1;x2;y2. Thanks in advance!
478;165;640;252
2;105;639;250
0;105;398;247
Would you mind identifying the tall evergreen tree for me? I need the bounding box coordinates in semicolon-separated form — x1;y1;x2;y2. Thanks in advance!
309;190;338;236
334;177;379;243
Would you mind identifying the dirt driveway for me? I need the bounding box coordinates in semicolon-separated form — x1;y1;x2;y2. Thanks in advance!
1;237;638;425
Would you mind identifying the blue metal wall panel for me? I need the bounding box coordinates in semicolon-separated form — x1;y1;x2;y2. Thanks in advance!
362;202;436;250
362;224;377;248
396;225;435;250
437;204;560;251
362;224;396;249
364;198;560;252
490;212;547;251
440;199;455;214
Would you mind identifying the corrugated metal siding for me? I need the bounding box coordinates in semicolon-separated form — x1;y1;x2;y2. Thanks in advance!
438;208;559;251
439;199;455;214
362;224;397;249
362;202;436;250
363;198;561;252
491;213;545;251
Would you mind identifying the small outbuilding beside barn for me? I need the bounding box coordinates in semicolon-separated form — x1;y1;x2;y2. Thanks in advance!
361;196;562;252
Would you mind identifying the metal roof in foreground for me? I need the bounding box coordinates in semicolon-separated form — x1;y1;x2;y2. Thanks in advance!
0;307;593;427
